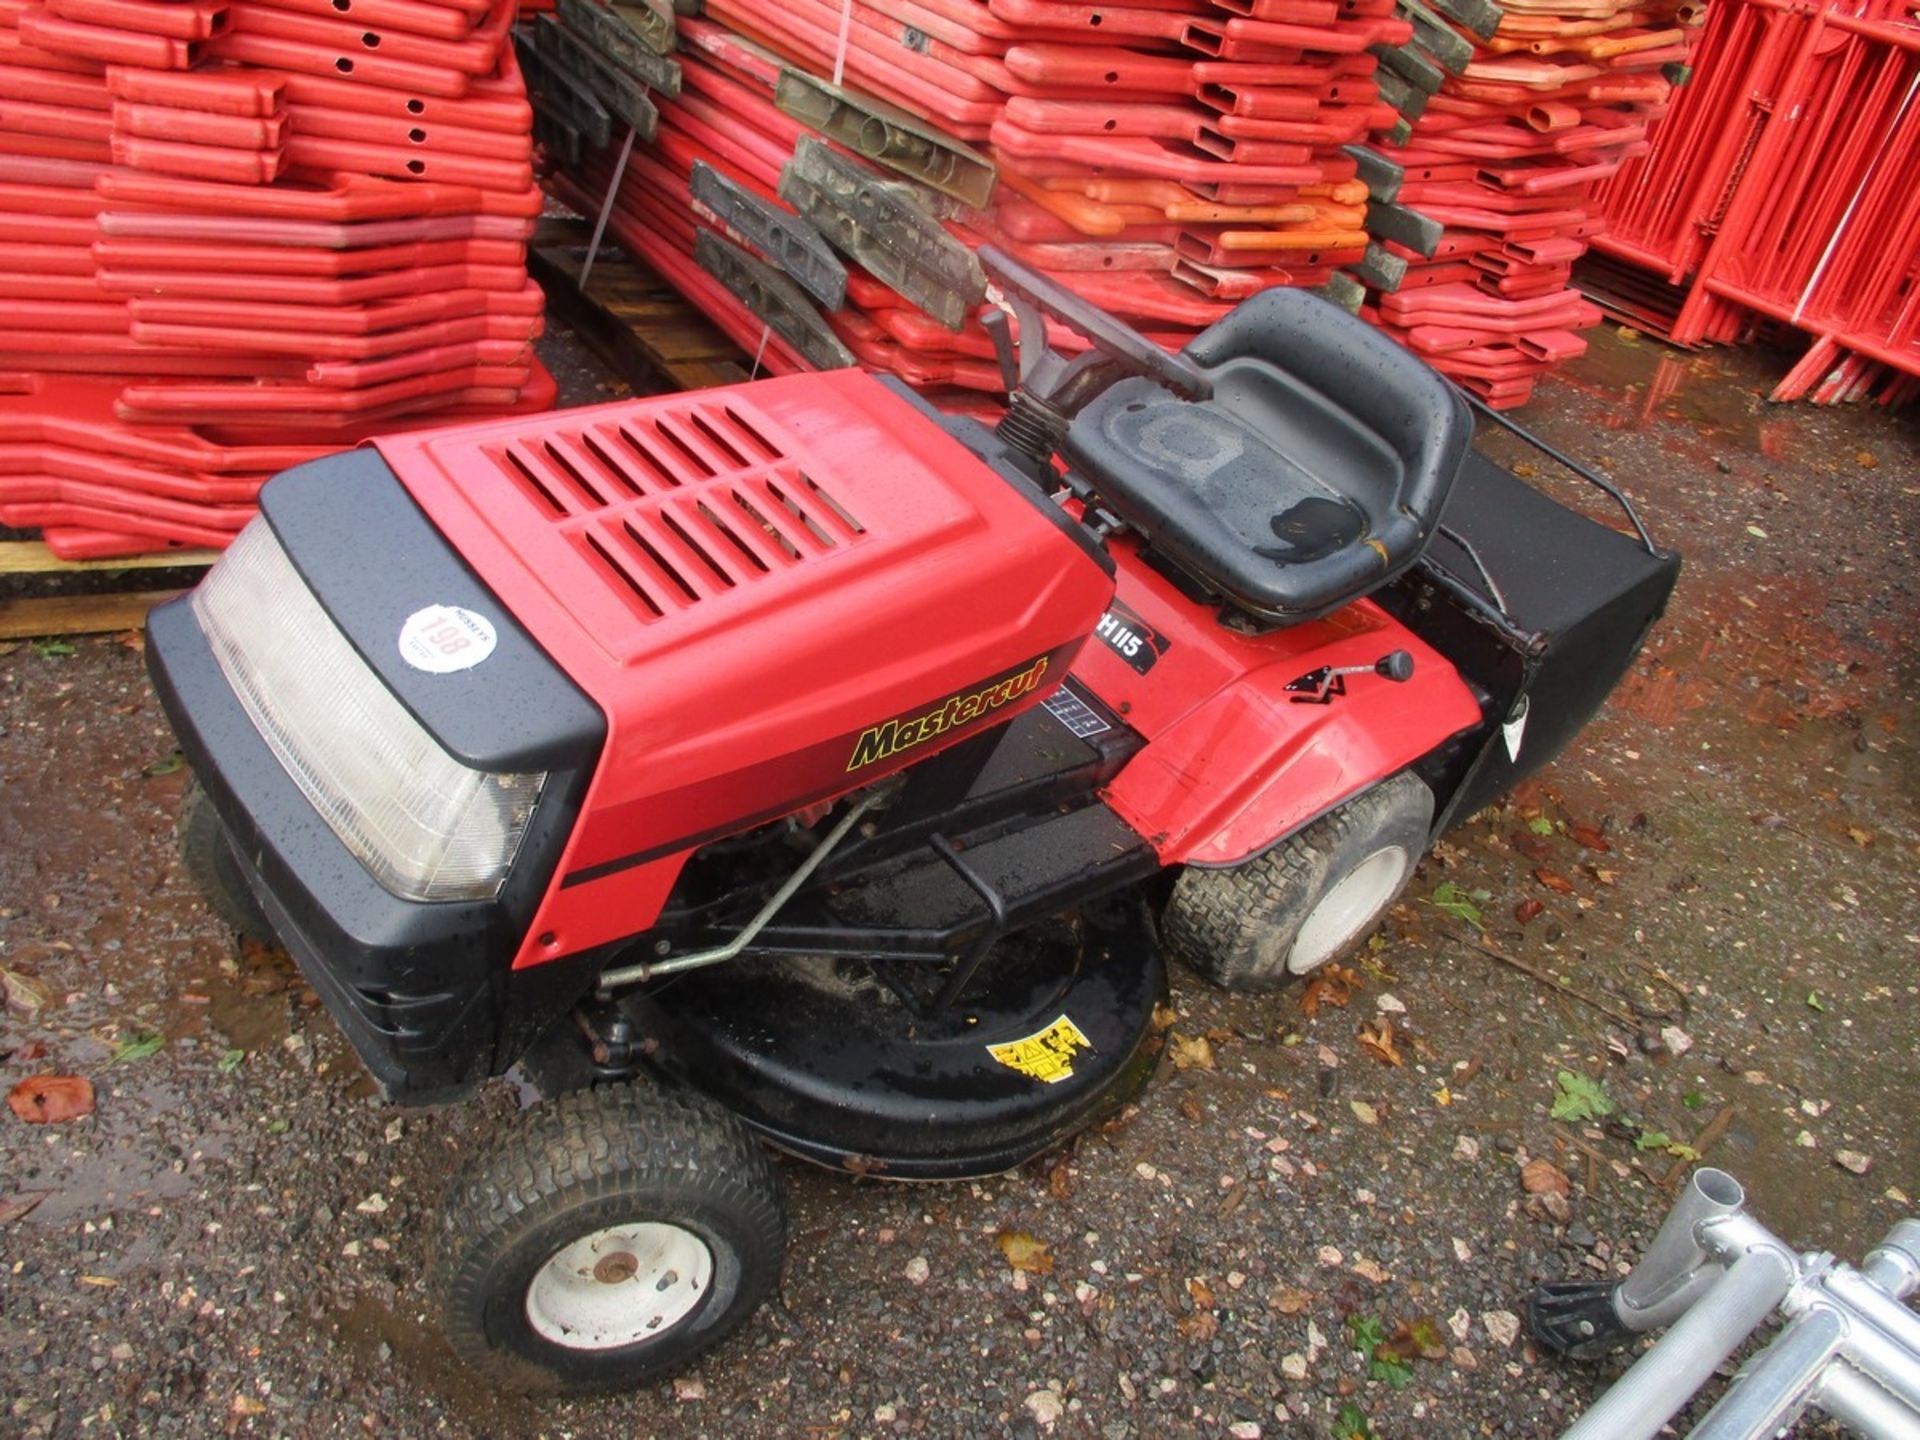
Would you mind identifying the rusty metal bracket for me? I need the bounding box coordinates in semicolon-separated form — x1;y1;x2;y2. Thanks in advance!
774;69;996;209
555;0;682;96
689;160;848;311
1366;199;1443;257
533;15;659;141
693;228;856;372
778;136;986;331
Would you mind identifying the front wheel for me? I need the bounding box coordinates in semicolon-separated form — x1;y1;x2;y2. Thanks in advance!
177;778;276;945
1163;770;1434;992
437;1082;786;1396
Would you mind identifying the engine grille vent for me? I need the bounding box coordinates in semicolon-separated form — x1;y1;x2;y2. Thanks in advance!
484;400;864;622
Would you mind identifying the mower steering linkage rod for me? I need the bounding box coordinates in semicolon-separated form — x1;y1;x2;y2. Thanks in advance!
595;788;889;993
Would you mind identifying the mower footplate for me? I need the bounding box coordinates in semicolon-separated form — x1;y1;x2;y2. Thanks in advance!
622;898;1167;1181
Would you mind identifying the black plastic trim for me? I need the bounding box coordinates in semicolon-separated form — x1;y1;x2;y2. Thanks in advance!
259;448;604;774
147;459;608;1103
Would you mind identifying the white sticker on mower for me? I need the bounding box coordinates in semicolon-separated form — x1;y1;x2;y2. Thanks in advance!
398;604;497;674
1502;694;1531;763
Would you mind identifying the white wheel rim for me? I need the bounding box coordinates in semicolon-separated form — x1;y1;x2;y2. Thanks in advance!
1287;846;1409;975
525;1222;713;1351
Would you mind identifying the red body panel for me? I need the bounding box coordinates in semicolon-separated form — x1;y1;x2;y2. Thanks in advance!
376;370;1116;968
1071;534;1483;867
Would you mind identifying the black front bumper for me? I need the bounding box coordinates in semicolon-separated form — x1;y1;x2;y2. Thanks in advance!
146;449;604;1105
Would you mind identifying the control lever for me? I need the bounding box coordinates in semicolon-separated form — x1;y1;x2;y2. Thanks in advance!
1285;650;1414;705
981;305;1019;395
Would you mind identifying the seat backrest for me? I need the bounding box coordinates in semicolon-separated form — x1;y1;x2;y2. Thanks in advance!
1183;287;1471;552
1061;289;1473;627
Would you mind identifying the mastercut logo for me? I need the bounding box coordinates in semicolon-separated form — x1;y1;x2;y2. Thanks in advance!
847;657;1051;771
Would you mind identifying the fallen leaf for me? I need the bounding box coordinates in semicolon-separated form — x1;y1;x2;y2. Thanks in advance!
1188;1277;1216;1310
230;1397;266;1417
141;749;185;778
1177;1310;1220;1341
1350;1257;1388;1284
1150;1003;1179;1033
1387;1317;1449;1362
997;1230;1054;1275
1568;822;1611;852
1168;1033;1215;1071
1;966;53;1015
1356;1020;1404;1068
1845;826;1872;848
1270;1286;1312;1315
1349;1099;1379;1126
1514;898;1545;924
1427;881;1485;929
1048;1162;1073;1200
1550;1070;1614;1122
0;1192;50;1226
1534;868;1576;895
8;1074;95;1124
79;1274;118;1288
1513;833;1554;863
110;1032;165;1064
1521;1158;1572;1197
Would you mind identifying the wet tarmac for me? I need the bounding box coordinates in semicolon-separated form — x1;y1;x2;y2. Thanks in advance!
0;323;1914;1439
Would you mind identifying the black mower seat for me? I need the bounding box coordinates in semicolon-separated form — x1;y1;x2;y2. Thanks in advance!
1062;288;1472;626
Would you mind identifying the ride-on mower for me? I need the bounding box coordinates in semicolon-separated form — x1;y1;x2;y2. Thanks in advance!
148;249;1678;1394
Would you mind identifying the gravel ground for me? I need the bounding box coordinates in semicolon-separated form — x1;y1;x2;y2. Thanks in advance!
1;327;1915;1440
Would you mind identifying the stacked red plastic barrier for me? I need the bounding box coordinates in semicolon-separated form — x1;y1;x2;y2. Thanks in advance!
531;0;1416;397
0;0;549;557
1356;0;1697;406
1587;0;1919;406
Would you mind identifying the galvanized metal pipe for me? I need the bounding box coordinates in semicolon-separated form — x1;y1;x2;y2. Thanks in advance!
1615;1168;1751;1332
1817;1364;1920;1440
1560;1244;1799;1440
596;791;883;990
1687;1306;1845;1440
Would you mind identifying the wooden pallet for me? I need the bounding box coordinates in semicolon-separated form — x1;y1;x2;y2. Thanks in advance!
0;540;214;640
530;237;752;395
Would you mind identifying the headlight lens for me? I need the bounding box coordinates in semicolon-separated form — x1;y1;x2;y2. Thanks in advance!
193;520;544;902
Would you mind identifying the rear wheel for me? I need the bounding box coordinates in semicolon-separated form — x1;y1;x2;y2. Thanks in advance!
1164;771;1433;992
177;778;275;945
437;1081;786;1396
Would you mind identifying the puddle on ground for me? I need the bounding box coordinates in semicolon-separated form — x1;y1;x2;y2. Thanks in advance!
1559;326;1800;458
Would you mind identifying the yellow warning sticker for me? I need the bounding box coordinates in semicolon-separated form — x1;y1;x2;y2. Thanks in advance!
986;1015;1093;1085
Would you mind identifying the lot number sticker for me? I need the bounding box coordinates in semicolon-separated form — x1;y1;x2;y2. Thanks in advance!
398;604;497;674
